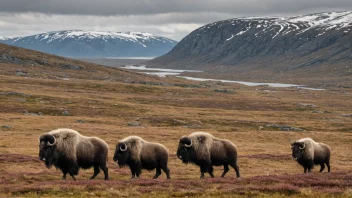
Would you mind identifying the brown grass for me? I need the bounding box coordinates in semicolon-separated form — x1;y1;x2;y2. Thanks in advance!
0;44;352;197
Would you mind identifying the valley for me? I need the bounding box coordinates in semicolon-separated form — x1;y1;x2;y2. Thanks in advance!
0;44;351;197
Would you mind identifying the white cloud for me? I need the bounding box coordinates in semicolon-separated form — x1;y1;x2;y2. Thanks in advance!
0;12;217;40
0;0;351;41
1;0;352;16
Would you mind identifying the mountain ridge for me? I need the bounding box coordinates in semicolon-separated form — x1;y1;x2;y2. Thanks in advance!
149;11;352;78
0;30;177;58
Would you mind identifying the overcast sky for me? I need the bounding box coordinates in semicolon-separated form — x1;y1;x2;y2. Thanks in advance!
0;0;352;41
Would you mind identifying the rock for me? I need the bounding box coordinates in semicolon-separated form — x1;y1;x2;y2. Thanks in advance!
23;110;43;116
296;103;316;108
214;89;236;94
76;119;86;123
174;83;202;88
128;122;141;126
266;124;303;131
312;110;324;113
186;124;201;128
60;64;83;70
36;59;48;65
1;125;12;129
140;81;169;86
341;114;352;117
62;111;70;116
0;91;31;97
0;53;23;64
15;71;28;76
173;119;187;125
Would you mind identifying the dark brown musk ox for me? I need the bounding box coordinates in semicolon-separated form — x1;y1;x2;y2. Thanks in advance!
291;138;331;173
177;132;240;179
113;136;171;179
38;128;109;180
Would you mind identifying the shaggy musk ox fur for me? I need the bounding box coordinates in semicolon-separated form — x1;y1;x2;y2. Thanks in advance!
113;136;170;179
177;132;240;179
38;128;109;180
291;138;331;173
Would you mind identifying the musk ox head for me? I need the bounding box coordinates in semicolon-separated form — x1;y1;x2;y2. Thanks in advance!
291;141;306;161
38;134;57;168
176;136;193;163
113;142;130;167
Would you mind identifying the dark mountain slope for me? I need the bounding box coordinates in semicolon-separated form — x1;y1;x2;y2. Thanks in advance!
149;12;352;77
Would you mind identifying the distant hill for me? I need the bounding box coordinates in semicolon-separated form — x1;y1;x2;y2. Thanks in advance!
0;30;177;58
149;11;352;78
0;42;164;83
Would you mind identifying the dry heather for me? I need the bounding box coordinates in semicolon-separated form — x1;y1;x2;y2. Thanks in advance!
0;44;352;197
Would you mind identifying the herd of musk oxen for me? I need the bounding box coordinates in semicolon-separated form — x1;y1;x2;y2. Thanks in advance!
38;128;331;180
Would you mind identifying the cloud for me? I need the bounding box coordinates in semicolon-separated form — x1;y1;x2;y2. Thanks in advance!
0;0;351;16
0;1;352;41
0;12;237;40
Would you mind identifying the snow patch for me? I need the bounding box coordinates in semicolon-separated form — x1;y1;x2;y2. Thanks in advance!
226;34;234;41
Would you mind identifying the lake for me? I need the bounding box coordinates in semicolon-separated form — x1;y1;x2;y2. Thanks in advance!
121;65;325;90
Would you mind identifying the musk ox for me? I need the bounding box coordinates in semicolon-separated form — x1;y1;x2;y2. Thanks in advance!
38;128;109;180
113;136;170;179
291;138;331;173
177;132;240;179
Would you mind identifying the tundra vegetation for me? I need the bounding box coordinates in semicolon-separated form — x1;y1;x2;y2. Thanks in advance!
0;44;352;197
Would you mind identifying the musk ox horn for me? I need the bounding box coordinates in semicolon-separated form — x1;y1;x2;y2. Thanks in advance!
290;141;295;149
120;142;127;151
299;142;305;150
47;136;57;146
184;139;192;147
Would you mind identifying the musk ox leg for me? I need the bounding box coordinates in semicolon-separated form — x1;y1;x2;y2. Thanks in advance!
62;172;67;180
129;166;137;179
163;167;171;179
90;165;100;179
230;162;240;178
326;162;331;173
68;172;77;181
101;166;109;180
234;165;240;178
319;163;325;172
208;166;214;178
304;167;308;173
136;168;141;178
199;165;206;179
153;167;162;179
221;164;230;177
199;163;214;179
200;170;205;179
129;164;141;179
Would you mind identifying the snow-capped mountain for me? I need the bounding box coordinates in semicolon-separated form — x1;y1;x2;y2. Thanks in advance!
149;11;352;76
0;30;177;58
228;11;352;39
